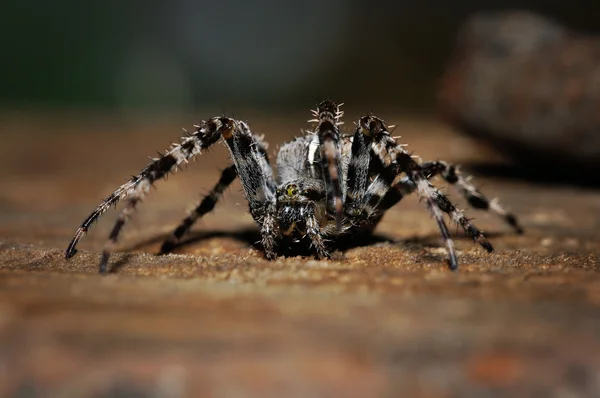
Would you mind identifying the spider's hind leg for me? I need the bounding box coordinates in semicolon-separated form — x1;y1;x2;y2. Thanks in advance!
420;161;523;234
159;164;237;254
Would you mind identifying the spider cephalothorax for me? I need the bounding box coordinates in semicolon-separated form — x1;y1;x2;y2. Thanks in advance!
66;100;522;273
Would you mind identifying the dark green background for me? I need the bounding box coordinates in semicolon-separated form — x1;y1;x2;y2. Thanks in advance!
2;0;598;111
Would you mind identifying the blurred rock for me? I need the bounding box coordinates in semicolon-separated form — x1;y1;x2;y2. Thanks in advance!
438;11;600;170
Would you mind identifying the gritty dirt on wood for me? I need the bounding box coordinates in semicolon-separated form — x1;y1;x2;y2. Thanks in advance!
1;111;600;397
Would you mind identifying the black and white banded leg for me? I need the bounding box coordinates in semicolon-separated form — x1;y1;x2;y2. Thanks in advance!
306;217;328;259
99;196;140;273
344;120;373;223
359;115;493;270
419;161;523;234
65;117;237;272
159;129;278;255
309;100;345;230
159;164;238;254
373;161;523;235
221;121;279;260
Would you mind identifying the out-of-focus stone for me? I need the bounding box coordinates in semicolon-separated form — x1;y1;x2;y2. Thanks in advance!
438;11;600;169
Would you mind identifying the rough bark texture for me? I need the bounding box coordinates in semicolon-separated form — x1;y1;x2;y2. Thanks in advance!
1;111;600;397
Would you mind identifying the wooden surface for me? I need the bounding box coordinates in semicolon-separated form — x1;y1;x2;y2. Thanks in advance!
1;111;600;397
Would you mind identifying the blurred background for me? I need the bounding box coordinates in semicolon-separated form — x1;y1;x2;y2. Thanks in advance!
2;0;600;188
2;0;599;114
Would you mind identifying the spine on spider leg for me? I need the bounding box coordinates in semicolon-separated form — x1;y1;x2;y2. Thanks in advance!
64;117;234;260
310;100;344;230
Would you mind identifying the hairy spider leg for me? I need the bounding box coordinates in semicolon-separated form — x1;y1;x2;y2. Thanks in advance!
344;123;373;223
311;100;345;231
360;115;493;270
160;130;280;255
220;121;278;259
377;161;523;234
304;203;329;258
418;161;523;234
159;164;238;254
65;117;235;272
340;117;416;233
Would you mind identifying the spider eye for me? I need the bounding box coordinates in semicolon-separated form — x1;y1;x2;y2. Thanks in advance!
286;184;298;197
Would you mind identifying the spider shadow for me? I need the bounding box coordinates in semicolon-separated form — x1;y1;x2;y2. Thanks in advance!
125;226;510;263
107;253;135;274
126;227;263;253
400;230;509;259
126;226;397;260
160;228;395;258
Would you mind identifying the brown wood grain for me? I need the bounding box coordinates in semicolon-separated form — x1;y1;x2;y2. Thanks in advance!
1;111;599;397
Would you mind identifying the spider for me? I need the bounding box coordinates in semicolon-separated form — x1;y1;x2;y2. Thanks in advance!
65;100;523;273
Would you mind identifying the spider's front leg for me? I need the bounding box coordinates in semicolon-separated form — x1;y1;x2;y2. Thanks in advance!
305;204;330;259
220;121;279;260
309;100;345;231
65;117;237;273
343;119;384;224
160;130;277;255
360;116;494;270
